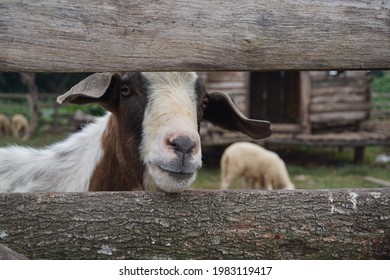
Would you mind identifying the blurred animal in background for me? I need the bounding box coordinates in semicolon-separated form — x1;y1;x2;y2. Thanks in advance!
0;114;12;137
11;114;30;141
220;142;295;190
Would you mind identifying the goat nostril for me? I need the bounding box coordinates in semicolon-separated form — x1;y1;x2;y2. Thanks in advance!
170;136;196;155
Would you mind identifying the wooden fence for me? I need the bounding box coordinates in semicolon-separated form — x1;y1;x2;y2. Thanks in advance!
0;0;389;259
1;190;389;259
1;0;389;72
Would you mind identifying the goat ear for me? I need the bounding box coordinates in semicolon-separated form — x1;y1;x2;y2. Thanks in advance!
57;72;120;111
202;91;272;140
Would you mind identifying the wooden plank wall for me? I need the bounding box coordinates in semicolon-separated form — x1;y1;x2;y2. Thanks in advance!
309;71;371;131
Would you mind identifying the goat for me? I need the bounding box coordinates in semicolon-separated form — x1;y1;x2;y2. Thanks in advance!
11;114;30;141
0;114;12;137
220;142;294;190
0;72;271;193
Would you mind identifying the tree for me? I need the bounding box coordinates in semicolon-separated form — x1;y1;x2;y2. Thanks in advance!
20;73;40;137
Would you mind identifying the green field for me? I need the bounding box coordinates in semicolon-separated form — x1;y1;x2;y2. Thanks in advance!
0;132;69;148
193;146;390;190
193;160;389;190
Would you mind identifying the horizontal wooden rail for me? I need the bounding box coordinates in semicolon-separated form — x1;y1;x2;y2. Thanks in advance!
1;0;389;72
0;189;389;259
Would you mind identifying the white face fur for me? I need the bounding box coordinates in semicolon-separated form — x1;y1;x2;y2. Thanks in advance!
140;72;202;192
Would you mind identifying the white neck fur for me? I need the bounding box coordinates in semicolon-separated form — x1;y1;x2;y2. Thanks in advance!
0;114;109;192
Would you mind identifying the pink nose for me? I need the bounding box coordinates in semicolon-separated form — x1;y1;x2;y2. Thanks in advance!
168;136;197;155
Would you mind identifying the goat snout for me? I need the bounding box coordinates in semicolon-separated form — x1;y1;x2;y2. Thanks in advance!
163;134;200;173
145;129;202;192
168;136;197;156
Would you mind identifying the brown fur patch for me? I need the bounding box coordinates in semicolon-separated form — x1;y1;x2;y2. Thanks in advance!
89;115;144;191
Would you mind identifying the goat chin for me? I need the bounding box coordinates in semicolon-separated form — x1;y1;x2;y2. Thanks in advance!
145;163;197;192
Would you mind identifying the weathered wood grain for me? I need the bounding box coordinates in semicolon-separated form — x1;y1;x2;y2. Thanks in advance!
0;0;389;72
309;110;368;123
0;190;389;259
310;103;370;113
267;131;390;147
364;177;390;188
0;244;28;260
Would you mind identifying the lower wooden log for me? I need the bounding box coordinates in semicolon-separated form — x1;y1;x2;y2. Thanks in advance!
0;190;389;260
0;244;28;260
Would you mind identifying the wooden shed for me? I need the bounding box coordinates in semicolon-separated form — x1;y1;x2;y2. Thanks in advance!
200;71;389;161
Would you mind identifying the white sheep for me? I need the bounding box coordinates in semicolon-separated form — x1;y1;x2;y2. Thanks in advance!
220;142;295;190
0;114;12;137
11;114;30;141
0;72;271;193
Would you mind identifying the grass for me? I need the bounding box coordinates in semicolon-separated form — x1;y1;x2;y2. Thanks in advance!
194;163;390;190
0;132;69;148
193;146;390;190
372;71;390;93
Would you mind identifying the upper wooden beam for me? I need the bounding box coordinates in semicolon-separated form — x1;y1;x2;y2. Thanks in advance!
0;0;389;72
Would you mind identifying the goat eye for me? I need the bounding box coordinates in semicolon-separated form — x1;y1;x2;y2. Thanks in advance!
202;96;209;109
120;84;131;96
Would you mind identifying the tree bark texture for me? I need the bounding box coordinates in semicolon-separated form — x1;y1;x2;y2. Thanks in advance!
0;0;389;72
0;189;389;260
